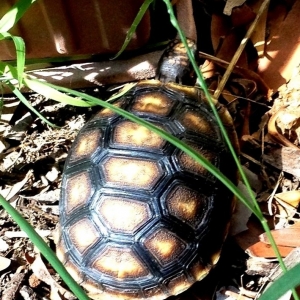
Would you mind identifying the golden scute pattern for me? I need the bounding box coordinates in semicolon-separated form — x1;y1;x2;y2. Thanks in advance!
69;129;101;161
113;121;166;149
166;274;191;296
144;228;186;266
177;143;217;176
166;186;204;228
132;91;174;116
180;110;217;138
102;157;162;189
98;197;151;233
65;172;92;214
96;100;124;118
93;247;150;279
69;218;100;254
190;261;210;281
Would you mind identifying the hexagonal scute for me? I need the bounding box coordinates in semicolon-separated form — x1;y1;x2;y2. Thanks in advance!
132;91;174;116
179;109;218;139
98;197;152;234
112;120;166;150
64;171;93;214
176;142;218;177
102;157;163;190
69;128;102;162
144;228;186;267
166;185;206;229
68;218;101;254
92;246;151;280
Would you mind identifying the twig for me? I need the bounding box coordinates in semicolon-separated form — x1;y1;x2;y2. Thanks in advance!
214;0;270;100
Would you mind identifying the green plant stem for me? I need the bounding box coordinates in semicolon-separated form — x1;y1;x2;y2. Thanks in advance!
111;0;154;59
0;195;90;300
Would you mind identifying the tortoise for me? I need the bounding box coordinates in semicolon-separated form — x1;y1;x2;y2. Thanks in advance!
56;39;239;300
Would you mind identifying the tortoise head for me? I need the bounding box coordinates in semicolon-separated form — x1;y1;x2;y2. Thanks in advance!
156;39;198;85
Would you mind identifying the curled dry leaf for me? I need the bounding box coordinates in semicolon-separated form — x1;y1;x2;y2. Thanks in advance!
0;170;33;201
269;190;300;228
275;190;300;208
268;107;300;148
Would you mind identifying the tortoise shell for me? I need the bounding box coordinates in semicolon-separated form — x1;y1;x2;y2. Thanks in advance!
57;41;238;300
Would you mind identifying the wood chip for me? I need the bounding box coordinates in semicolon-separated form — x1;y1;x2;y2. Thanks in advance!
268;247;300;281
246;257;277;276
2;272;25;300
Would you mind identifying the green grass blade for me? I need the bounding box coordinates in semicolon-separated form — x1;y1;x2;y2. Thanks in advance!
0;194;90;300
0;60;19;80
23;76;94;107
0;33;25;84
259;263;300;300
0;0;36;32
5;81;58;128
11;35;25;84
110;0;154;59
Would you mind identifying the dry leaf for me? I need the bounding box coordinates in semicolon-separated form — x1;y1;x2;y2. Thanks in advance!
272;190;300;228
0;170;32;200
260;228;300;247
230;182;254;236
223;0;247;16
30;253;76;300
246;241;293;258
0;255;11;271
